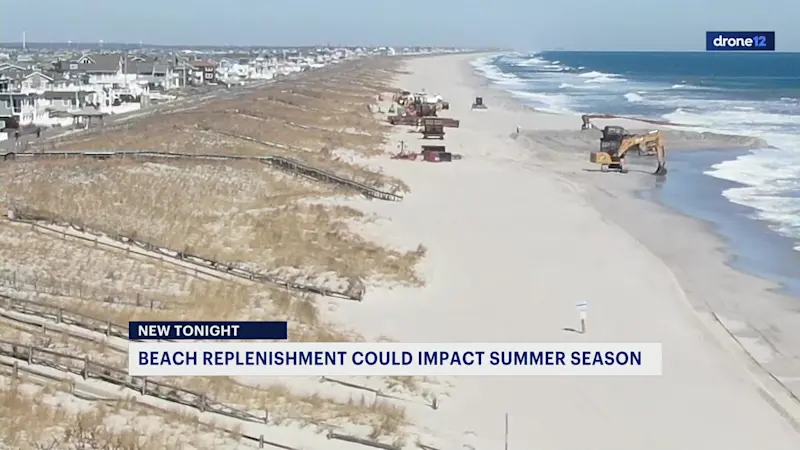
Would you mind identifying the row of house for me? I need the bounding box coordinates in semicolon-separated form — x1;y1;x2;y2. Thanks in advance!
0;46;400;130
0;53;226;129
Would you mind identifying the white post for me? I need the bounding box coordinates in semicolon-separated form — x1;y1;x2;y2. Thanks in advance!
504;413;509;450
576;301;588;334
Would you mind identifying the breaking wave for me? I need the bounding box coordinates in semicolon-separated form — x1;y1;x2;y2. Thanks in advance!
473;51;800;252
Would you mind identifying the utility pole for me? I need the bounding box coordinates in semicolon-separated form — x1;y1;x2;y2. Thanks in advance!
22;31;26;51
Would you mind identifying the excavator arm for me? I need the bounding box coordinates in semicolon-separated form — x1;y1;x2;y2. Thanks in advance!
620;131;667;174
581;114;610;130
582;114;630;130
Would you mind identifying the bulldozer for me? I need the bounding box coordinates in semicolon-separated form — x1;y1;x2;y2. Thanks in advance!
589;127;667;175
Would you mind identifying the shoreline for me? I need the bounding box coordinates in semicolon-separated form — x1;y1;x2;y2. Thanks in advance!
472;53;800;295
462;51;800;429
341;53;800;448
639;149;800;297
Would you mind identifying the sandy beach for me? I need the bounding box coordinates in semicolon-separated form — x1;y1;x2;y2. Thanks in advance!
3;51;800;449
331;53;800;449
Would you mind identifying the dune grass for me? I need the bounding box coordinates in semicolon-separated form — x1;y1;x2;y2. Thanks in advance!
0;160;423;286
52;103;401;190
1;282;411;437
0;377;244;449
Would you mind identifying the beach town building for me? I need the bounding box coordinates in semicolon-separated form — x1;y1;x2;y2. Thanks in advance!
0;45;387;132
188;60;218;84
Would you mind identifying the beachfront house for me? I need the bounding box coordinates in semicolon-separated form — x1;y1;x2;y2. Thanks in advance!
20;70;54;91
0;92;38;127
0;64;56;92
40;90;98;110
126;55;178;90
0;63;26;79
188;60;218;84
53;53;178;90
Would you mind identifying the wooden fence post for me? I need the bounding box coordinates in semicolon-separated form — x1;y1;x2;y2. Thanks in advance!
198;394;206;412
259;435;265;448
27;346;33;364
12;361;18;378
57;308;62;324
82;355;89;379
105;321;111;337
141;377;147;395
264;410;270;423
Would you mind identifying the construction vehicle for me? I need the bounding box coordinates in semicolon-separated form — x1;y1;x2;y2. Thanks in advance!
589;128;667;175
432;117;460;128
587;123;657;156
471;97;487;109
422;118;445;139
391;145;462;162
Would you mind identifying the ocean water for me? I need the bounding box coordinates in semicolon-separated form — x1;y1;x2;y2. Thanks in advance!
472;51;800;253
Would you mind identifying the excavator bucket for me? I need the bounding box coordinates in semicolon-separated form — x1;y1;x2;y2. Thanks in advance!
654;163;668;176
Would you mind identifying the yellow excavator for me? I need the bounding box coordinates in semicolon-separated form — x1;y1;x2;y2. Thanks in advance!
589;126;668;175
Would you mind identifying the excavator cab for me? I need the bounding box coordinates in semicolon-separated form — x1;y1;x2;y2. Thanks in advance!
601;126;628;140
599;126;628;155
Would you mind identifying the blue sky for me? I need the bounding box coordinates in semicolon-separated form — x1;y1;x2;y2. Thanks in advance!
3;0;799;51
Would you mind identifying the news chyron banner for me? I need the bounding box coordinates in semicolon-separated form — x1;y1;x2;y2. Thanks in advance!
128;321;663;376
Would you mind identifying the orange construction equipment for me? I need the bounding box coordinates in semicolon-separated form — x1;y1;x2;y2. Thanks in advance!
391;145;462;162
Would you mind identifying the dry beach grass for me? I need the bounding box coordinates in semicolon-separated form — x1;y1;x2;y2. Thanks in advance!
0;375;249;449
0;159;424;286
0;315;409;437
51;72;405;191
0;58;431;445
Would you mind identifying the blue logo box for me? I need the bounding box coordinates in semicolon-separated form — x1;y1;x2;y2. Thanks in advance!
706;31;775;51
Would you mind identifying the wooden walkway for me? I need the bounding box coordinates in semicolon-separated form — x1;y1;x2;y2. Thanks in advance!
0;294;404;450
1;149;403;202
6;209;365;301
